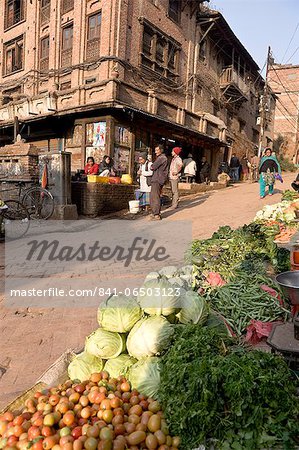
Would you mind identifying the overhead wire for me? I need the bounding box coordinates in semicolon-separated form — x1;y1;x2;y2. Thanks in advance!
281;22;299;63
275;103;298;131
269;62;299;112
275;96;298;128
285;46;299;64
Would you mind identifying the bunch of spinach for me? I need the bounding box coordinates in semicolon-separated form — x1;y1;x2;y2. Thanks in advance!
159;326;299;450
192;223;290;286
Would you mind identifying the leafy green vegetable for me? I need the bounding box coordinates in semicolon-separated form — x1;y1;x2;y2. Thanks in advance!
128;357;161;398
103;354;137;379
97;294;142;333
138;277;181;316
176;291;209;325
159;326;299;450
126;316;174;359
68;351;103;382
282;190;299;202
85;328;126;359
192;223;290;285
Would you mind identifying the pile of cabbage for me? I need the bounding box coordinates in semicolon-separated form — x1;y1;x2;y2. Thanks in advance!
254;200;296;223
68;265;209;398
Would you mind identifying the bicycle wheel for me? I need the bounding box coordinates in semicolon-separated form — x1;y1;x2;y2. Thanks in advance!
2;200;30;239
22;186;54;219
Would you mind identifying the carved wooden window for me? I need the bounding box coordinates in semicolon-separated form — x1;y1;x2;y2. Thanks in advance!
141;23;180;80
40;0;50;25
61;25;73;67
5;0;24;30
4;37;23;75
86;12;101;62
61;0;74;15
40;36;50;72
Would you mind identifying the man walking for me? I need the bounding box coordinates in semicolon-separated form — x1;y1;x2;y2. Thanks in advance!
169;147;183;209
150;144;169;220
229;153;240;182
199;156;211;184
250;151;260;182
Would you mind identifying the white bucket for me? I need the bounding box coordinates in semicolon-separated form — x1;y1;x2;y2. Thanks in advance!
129;200;140;214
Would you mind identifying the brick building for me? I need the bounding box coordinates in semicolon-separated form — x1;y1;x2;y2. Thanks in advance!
0;0;275;180
268;63;299;161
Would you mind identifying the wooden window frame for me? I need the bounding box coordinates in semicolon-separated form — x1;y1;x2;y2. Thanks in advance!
168;0;180;23
40;0;50;25
40;35;50;72
61;24;73;68
61;0;74;15
85;11;102;62
4;0;24;30
3;36;24;75
141;23;180;81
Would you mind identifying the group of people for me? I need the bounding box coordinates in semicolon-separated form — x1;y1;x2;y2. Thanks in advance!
85;146;285;217
229;153;260;183
136;145;180;221
136;147;212;220
84;155;115;177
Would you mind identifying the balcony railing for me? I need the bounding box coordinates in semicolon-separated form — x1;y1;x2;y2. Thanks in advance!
220;66;248;96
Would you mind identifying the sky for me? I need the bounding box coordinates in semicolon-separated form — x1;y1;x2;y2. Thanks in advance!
209;0;299;72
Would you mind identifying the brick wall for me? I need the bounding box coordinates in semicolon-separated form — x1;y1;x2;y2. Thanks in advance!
0;143;39;181
71;182;136;216
268;64;299;158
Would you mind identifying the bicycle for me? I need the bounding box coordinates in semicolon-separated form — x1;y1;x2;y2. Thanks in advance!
0;200;30;240
0;180;54;220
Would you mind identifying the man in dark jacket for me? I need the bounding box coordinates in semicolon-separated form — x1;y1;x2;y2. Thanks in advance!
150;144;169;220
199;156;211;184
229;154;240;182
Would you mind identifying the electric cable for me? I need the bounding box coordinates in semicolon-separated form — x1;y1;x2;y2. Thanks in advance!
281;22;299;63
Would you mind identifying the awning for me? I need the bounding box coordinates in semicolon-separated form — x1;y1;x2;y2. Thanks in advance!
119;105;229;147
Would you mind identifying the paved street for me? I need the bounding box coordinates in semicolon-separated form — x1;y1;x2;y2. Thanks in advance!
0;174;294;409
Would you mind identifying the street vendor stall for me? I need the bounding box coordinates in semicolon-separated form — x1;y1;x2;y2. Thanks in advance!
1;189;299;450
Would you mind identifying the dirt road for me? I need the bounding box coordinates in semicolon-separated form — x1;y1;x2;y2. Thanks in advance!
0;174;294;409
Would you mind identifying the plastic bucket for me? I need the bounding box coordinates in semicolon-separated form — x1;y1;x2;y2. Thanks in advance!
129;200;140;214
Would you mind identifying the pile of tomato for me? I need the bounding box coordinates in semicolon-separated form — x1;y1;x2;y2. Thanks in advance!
0;372;180;450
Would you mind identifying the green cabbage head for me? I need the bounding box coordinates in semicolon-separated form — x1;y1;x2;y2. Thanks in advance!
176;291;209;325
68;351;103;382
127;316;174;359
138;278;181;316
85;328;125;359
128;357;160;399
97;295;142;333
104;354;137;379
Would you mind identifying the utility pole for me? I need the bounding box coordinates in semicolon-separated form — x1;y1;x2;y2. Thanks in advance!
258;46;272;157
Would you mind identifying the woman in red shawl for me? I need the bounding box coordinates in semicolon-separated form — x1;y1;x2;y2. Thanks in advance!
84;157;99;175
